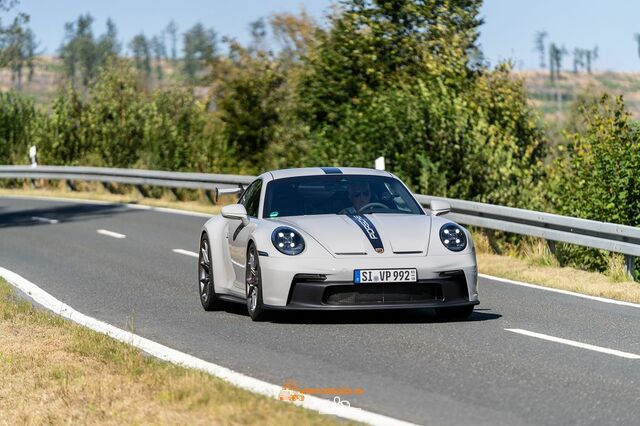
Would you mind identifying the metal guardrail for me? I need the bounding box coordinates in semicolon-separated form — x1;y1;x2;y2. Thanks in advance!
0;165;254;190
1;165;637;278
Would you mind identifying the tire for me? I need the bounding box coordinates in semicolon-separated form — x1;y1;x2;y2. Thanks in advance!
434;305;474;320
199;233;222;311
245;243;267;321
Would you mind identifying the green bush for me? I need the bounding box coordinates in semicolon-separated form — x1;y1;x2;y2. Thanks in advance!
0;91;37;165
551;95;640;273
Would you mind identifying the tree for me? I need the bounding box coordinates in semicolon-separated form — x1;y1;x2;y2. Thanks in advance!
270;10;317;63
182;23;217;81
149;35;165;80
298;0;484;129
59;15;120;87
165;20;178;61
548;42;567;82
534;31;548;69
248;18;267;53
0;13;37;89
98;18;121;58
584;46;598;73
294;0;545;207
129;33;151;80
572;48;583;74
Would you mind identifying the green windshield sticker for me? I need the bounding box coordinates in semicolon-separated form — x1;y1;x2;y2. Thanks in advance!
270;211;279;217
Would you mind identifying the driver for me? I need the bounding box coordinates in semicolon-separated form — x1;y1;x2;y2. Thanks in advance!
340;182;371;214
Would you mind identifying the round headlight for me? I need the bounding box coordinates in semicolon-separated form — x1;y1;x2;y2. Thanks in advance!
439;223;467;252
271;227;305;255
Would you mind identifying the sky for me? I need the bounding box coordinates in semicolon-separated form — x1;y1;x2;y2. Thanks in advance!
7;0;640;72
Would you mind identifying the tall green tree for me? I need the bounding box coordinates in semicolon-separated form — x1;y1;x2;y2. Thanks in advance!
129;33;151;80
294;0;545;207
183;23;217;81
59;15;120;87
0;13;37;89
165;20;178;61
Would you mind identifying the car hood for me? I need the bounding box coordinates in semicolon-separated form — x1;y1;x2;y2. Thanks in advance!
274;214;431;257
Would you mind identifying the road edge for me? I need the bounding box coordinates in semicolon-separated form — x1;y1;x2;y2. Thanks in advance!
0;266;417;426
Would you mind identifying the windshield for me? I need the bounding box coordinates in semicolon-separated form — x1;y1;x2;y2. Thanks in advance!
262;174;424;218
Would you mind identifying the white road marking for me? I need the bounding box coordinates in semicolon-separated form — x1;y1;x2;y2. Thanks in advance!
96;229;126;239
0;266;415;426
31;216;59;224
505;328;640;360
480;273;640;309
172;249;198;258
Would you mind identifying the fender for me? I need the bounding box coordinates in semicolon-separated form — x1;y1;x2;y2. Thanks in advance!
202;216;237;295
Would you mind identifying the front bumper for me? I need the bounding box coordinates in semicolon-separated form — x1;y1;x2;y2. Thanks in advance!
264;270;478;311
258;253;478;309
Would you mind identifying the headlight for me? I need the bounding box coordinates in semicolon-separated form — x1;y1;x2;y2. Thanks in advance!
439;223;467;252
271;227;305;255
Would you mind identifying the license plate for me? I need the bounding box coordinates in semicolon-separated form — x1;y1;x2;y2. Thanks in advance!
354;268;417;284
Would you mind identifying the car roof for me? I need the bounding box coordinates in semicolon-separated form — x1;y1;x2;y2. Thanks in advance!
266;167;393;180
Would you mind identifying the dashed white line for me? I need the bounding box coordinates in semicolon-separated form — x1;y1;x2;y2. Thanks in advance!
31;216;59;224
96;229;126;239
172;249;198;258
505;328;640;360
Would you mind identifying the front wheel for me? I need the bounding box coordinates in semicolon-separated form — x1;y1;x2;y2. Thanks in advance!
434;305;474;320
199;233;222;311
246;244;267;321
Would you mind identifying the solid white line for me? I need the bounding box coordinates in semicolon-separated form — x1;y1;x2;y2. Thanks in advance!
31;216;59;224
172;249;198;258
0;267;416;426
480;273;640;309
96;229;126;239
505;328;640;360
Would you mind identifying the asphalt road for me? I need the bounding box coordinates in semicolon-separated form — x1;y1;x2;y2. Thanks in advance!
1;196;639;425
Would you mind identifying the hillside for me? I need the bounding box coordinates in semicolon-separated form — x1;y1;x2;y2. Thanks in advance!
2;58;640;123
514;70;640;121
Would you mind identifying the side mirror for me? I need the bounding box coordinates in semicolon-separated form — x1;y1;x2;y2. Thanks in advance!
430;200;451;216
221;204;249;226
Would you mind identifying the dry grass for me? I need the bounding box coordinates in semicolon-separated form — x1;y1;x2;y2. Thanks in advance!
474;232;640;303
0;280;348;425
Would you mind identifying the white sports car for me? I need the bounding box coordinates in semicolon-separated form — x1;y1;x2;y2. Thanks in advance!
198;167;478;321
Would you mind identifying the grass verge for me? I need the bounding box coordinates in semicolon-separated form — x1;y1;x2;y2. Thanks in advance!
474;234;640;304
0;279;347;425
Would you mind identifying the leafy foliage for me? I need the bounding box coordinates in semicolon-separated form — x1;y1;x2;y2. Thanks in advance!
551;95;640;272
0;90;35;164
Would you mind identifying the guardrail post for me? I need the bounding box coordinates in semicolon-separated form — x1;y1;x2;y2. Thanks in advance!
205;190;217;205
624;255;636;280
135;184;149;198
65;180;76;192
547;239;556;254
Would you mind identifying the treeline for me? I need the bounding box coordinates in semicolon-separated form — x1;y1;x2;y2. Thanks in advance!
534;31;598;81
0;0;637;275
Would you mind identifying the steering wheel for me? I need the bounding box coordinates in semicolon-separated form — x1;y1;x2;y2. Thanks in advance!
358;202;391;213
